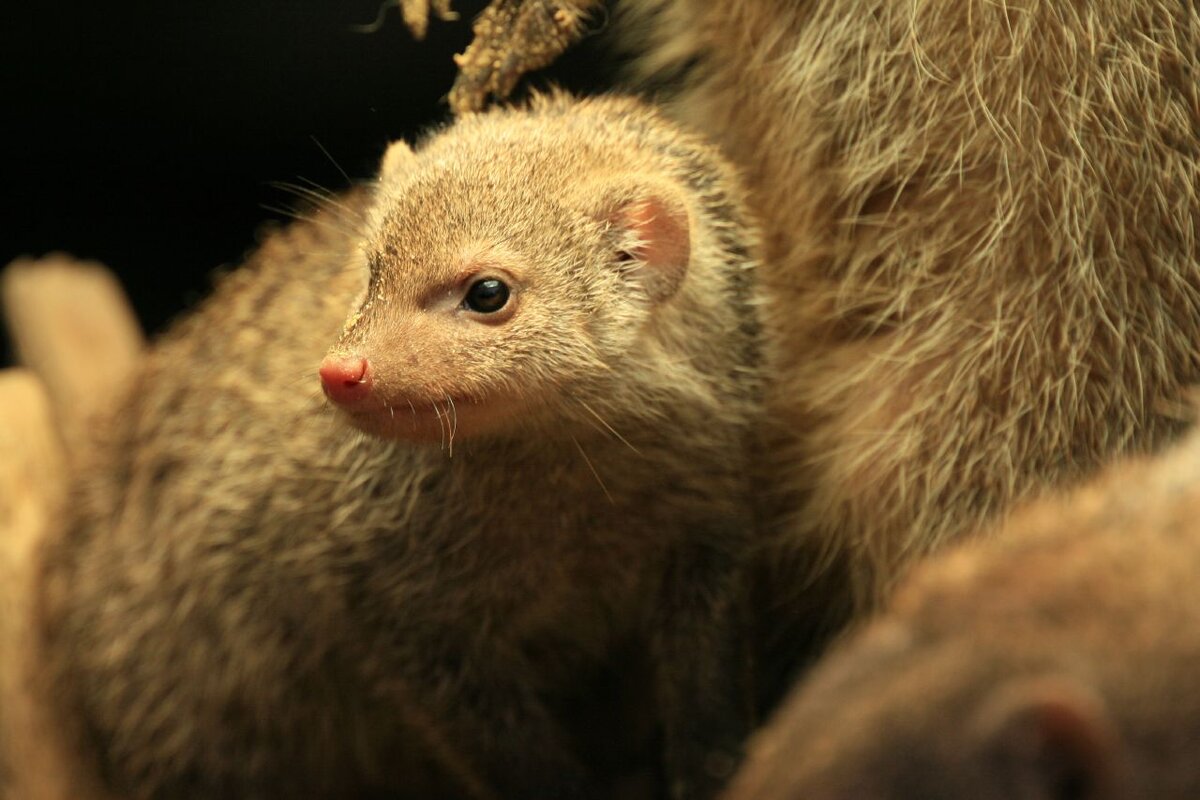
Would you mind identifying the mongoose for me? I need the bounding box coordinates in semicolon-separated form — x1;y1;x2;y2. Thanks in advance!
411;0;1200;678
723;420;1200;800
34;92;762;799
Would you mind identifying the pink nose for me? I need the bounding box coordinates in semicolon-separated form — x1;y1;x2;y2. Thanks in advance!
319;354;373;407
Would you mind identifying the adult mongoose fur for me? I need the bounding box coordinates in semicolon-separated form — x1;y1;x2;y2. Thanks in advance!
725;418;1200;799
415;0;1200;672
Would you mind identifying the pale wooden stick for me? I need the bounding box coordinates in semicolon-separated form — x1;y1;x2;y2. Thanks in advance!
1;255;143;451
0;370;110;800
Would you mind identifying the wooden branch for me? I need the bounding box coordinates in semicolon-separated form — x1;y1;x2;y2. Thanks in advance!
1;255;143;451
0;369;63;532
0;257;141;798
0;369;120;800
0;370;72;800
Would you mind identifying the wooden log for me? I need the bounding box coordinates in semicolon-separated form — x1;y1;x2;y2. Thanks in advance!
0;369;63;531
0;370;108;800
1;255;143;451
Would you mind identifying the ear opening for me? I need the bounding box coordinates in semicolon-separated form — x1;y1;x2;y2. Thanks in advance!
591;178;692;304
379;140;418;182
972;676;1123;800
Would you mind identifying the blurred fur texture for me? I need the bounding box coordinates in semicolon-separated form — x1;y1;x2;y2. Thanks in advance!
615;0;1200;613
415;2;1200;685
727;420;1200;799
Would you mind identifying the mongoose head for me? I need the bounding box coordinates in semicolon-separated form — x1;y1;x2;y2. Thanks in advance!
736;436;1200;800
320;95;748;444
727;621;1128;800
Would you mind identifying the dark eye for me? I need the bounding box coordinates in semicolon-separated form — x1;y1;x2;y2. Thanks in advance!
464;278;510;313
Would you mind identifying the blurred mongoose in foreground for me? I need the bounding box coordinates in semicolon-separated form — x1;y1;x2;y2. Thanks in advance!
414;0;1200;669
724;421;1200;800
33;93;762;799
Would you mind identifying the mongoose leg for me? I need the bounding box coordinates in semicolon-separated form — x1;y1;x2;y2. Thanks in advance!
652;537;752;800
369;635;600;799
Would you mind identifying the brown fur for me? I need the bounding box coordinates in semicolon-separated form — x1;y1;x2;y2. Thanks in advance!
627;0;1200;604
33;94;762;799
419;0;1200;669
724;420;1200;799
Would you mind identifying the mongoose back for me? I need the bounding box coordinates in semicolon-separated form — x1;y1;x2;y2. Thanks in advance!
35;93;762;799
415;0;1200;662
724;423;1200;799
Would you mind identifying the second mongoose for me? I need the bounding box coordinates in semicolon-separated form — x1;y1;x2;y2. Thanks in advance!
414;0;1200;685
33;93;762;799
726;421;1200;799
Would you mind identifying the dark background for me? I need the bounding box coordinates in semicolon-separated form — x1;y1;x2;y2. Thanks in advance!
1;0;613;367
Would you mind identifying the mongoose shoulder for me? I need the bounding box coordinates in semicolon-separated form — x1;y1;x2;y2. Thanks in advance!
725;422;1200;799
36;92;762;799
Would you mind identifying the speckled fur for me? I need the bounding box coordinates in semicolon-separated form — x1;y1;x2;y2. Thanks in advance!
610;0;1200;613
418;0;1200;695
725;423;1200;799
35;94;762;799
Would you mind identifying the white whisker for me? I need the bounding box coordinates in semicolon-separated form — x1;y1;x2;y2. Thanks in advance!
578;399;641;455
571;435;613;504
445;394;458;457
433;401;447;451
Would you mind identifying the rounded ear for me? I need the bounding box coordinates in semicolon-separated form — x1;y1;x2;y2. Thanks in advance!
379;140;418;182
972;676;1123;800
588;178;692;305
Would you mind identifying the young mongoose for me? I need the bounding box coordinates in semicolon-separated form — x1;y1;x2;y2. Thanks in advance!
34;92;762;799
412;0;1200;651
723;422;1200;799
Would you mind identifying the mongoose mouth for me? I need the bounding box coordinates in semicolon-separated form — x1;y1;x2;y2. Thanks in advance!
338;393;525;445
319;354;536;444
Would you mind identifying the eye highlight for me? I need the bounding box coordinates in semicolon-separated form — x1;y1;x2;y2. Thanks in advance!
463;278;510;313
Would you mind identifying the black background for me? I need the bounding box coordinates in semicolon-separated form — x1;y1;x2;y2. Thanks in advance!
1;0;613;366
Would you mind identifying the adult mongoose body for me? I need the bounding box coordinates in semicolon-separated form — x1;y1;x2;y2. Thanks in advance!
725;421;1200;799
34;93;762;799
418;0;1200;676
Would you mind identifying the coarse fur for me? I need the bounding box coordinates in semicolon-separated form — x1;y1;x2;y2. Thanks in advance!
427;0;1200;642
617;0;1200;609
725;421;1200;799
34;93;763;799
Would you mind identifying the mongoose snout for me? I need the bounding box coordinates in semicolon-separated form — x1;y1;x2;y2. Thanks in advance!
317;354;372;407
